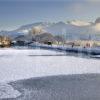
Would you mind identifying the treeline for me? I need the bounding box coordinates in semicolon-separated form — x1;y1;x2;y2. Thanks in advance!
0;36;11;47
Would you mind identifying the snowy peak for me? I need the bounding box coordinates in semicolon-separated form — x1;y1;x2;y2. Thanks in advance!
18;22;53;31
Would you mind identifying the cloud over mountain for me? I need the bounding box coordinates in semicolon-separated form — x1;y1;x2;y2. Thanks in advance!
91;17;100;32
69;20;91;26
94;23;100;31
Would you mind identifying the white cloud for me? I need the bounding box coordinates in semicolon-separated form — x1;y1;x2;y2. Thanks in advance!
70;20;91;26
86;0;100;3
94;23;100;31
18;29;30;35
87;0;100;1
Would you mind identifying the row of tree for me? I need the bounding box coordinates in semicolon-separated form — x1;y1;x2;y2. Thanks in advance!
0;36;11;47
28;26;65;45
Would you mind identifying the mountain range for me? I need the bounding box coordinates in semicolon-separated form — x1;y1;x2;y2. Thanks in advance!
1;17;100;40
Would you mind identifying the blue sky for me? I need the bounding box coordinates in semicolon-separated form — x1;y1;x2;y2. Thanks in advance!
0;0;100;31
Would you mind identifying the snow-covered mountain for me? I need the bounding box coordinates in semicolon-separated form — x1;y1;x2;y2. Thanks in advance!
17;22;53;30
0;22;54;38
0;18;100;40
0;30;24;38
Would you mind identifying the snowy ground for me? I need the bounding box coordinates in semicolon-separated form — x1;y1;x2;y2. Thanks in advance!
0;48;100;83
0;48;100;99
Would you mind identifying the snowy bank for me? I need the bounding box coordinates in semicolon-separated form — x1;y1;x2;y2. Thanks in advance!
0;49;100;83
30;43;100;55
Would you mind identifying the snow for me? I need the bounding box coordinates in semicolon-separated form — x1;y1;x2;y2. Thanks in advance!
30;43;100;54
0;83;21;99
0;48;100;83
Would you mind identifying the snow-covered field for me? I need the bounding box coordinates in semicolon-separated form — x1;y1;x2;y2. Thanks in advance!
0;48;100;83
0;48;100;99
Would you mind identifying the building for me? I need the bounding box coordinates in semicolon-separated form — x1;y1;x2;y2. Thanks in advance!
65;40;100;48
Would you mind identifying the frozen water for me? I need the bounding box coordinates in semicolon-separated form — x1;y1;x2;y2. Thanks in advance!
0;83;21;99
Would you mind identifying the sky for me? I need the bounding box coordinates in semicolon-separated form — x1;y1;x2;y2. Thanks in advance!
0;0;100;31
